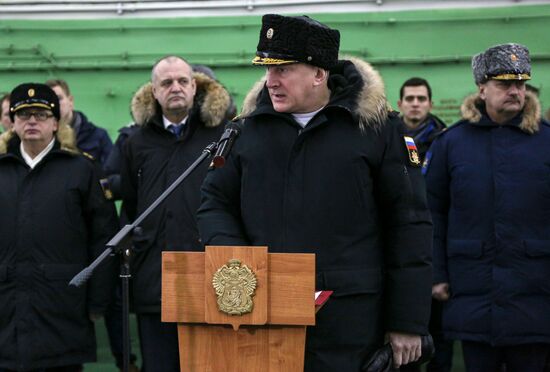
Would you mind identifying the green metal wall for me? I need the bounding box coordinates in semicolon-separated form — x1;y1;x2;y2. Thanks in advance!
1;4;549;138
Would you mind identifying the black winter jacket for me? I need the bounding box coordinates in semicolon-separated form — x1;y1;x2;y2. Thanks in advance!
198;58;433;371
0;127;118;370
104;124;138;200
121;74;230;313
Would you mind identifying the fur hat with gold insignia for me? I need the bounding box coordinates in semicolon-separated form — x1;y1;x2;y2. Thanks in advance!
472;43;531;84
9;83;60;121
252;14;340;70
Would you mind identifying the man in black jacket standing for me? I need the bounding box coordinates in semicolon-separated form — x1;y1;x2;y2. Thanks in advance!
0;83;117;371
198;15;432;372
121;56;230;371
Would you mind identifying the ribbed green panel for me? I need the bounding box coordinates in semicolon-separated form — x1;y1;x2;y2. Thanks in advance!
1;4;549;137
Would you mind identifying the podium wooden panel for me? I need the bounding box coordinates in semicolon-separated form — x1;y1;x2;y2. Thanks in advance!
162;246;315;372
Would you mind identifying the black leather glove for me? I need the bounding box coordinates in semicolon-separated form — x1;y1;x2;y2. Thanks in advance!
362;334;435;372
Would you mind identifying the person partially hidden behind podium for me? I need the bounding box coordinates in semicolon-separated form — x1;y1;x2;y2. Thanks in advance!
197;14;433;372
121;56;231;371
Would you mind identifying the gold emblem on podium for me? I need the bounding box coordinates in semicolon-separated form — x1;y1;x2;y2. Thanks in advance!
212;259;257;315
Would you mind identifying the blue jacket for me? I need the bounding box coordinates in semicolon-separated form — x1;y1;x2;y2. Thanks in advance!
72;111;113;165
425;92;550;346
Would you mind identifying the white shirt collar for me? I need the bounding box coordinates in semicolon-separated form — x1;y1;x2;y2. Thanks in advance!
162;115;188;130
20;138;55;169
291;107;324;128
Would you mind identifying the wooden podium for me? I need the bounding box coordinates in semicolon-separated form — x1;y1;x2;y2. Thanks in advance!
161;246;315;372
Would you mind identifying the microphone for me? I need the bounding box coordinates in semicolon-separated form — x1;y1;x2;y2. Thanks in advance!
212;122;241;168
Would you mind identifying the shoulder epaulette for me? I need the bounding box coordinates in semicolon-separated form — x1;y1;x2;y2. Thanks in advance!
82;151;95;161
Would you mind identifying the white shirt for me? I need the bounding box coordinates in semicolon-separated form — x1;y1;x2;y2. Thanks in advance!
162;115;188;130
20;138;55;169
292;108;324;128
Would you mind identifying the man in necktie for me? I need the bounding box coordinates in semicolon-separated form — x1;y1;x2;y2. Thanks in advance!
120;57;232;372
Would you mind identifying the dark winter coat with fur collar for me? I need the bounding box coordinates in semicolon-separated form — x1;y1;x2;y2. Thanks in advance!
198;58;433;371
121;72;230;313
0;126;118;370
425;91;550;345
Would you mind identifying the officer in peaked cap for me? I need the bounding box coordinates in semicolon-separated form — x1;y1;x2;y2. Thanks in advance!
427;42;550;372
252;14;340;69
10;82;60;122
199;13;433;372
0;82;118;370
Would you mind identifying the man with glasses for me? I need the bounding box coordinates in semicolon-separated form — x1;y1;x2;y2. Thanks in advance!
0;83;118;372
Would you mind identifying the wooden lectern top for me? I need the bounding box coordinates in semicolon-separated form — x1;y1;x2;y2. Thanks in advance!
161;246;315;328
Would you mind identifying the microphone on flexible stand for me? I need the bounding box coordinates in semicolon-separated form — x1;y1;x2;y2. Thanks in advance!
212;122;241;168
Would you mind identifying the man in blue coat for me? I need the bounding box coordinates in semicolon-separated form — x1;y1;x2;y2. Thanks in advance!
426;43;550;371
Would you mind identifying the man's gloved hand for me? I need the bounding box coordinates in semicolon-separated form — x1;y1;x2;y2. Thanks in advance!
362;334;435;372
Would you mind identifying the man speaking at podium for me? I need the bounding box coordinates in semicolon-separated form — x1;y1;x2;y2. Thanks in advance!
198;14;432;371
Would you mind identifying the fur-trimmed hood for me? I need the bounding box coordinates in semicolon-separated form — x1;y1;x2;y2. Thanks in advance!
131;72;231;128
460;90;541;134
240;56;391;130
0;122;78;155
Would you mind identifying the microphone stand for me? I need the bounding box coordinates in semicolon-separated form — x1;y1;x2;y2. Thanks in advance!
69;141;218;372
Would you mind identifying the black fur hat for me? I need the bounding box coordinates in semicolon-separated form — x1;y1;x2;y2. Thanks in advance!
253;14;340;70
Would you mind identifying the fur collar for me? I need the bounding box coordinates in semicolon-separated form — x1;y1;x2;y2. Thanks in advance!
460;91;541;134
240;56;391;130
131;72;231;128
0;122;78;155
